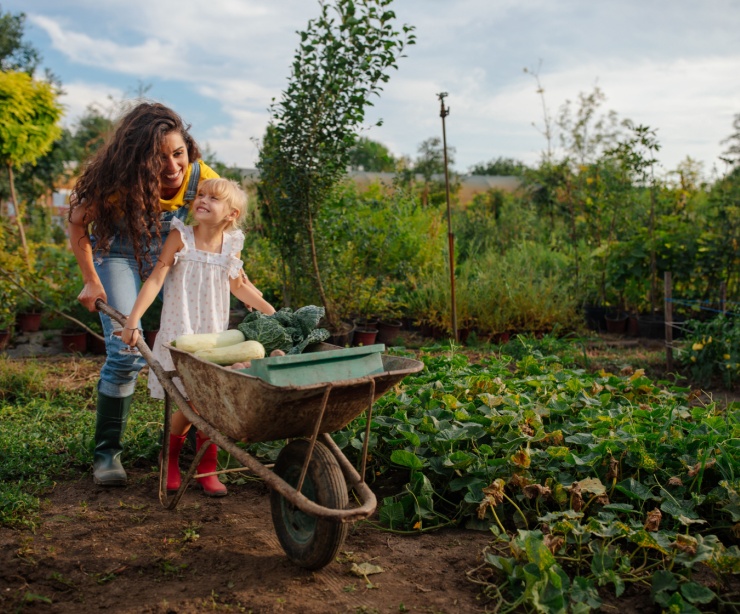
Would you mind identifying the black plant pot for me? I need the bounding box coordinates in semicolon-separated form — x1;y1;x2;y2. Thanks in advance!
583;305;607;332
637;314;664;339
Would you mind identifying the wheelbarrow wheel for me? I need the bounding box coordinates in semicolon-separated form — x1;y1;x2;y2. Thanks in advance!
270;439;349;570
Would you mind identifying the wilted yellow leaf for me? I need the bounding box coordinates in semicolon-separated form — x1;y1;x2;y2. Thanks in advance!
511;448;531;468
351;562;384;577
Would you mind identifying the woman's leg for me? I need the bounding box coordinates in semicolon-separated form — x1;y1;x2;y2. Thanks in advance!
92;254;149;486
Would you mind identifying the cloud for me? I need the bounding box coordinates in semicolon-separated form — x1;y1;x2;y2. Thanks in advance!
57;81;126;128
21;0;740;175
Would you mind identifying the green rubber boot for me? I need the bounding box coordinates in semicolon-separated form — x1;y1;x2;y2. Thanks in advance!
93;392;133;486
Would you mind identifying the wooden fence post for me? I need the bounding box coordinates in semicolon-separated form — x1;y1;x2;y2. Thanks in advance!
664;271;673;372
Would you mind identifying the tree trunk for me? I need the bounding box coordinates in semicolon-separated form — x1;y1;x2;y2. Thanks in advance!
7;164;30;265
306;208;335;330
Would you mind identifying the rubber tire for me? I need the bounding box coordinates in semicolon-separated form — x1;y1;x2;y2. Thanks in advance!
270;439;349;570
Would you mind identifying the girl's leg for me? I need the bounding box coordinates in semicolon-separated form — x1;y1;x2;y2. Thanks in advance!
170;410;192;437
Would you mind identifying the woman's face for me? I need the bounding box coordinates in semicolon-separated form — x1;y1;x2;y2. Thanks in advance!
159;131;189;198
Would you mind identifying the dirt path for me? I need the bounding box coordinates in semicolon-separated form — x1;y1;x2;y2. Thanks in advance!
0;469;490;613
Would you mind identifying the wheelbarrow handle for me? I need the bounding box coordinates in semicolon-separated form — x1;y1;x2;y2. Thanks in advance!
95;298;127;326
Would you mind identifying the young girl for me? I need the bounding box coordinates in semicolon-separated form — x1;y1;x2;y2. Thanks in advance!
122;178;275;497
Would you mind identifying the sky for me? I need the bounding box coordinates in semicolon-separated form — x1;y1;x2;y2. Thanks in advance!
8;0;740;178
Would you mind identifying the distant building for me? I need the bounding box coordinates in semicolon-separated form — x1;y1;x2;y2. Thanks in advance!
239;168;522;206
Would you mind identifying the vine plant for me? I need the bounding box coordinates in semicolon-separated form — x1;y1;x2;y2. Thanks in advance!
328;337;740;612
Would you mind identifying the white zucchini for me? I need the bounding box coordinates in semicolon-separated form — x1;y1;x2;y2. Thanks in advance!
194;340;266;365
173;330;245;353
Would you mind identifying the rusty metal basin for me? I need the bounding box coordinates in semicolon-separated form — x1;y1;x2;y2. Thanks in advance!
167;343;423;443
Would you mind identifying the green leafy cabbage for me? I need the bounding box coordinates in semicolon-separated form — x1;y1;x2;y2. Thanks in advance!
237;306;330;355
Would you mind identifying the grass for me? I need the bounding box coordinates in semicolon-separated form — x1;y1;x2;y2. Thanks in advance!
0;357;164;529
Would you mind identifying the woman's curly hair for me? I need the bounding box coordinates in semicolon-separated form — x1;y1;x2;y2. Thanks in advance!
70;102;201;274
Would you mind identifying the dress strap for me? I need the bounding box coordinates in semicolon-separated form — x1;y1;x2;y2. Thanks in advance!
171;217;194;248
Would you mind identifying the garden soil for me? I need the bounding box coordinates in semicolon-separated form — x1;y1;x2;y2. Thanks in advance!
0;471;492;613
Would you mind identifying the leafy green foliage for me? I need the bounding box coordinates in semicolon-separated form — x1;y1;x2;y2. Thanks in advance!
0;71;62;167
333;337;740;611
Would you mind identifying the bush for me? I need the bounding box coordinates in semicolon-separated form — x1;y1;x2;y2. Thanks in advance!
679;315;740;388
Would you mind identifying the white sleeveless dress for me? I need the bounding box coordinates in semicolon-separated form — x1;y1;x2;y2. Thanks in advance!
148;217;245;399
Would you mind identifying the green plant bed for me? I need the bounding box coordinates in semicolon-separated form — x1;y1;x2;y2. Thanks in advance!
330;337;740;612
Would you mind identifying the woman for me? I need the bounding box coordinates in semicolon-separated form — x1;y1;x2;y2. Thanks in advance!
69;102;219;486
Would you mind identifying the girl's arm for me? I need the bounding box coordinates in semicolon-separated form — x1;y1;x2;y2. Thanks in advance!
121;231;184;346
230;274;276;315
69;203;107;312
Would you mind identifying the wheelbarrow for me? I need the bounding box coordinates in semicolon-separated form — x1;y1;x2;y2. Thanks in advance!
97;301;423;570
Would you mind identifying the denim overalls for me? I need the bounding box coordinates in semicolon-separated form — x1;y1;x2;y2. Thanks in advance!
94;163;200;398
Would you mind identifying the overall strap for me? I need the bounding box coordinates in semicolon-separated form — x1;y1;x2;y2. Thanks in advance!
184;161;201;204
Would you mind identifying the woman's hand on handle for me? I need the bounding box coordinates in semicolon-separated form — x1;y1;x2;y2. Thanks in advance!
79;280;107;312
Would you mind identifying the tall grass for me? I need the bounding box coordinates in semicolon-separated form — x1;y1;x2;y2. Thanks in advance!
406;241;580;338
0;358;163;529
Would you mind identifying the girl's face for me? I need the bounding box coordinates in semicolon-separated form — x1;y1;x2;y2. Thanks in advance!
159;131;189;198
192;189;236;227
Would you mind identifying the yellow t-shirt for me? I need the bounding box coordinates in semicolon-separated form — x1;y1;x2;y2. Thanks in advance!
159;160;220;212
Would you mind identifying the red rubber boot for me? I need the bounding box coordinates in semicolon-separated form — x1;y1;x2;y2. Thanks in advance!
195;431;227;497
161;433;187;493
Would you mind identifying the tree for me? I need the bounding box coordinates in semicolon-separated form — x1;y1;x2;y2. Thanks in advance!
0;70;63;260
556;86;624;167
258;0;414;328
347;136;396;172
72;106;114;162
720;113;740;169
468;156;527;177
407;137;456;208
0;7;40;75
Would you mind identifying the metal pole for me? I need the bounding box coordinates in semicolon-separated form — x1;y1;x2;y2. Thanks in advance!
664;271;673;373
438;92;458;342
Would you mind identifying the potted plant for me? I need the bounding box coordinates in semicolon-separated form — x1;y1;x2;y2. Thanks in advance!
60;302;89;354
16;295;42;333
86;320;107;355
377;314;403;345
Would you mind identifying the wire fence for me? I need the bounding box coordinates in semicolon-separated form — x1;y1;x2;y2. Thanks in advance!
662;273;737;369
666;297;740;318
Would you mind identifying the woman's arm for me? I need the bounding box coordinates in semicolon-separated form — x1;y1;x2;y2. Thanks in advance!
68;204;107;312
230;275;276;315
121;231;184;346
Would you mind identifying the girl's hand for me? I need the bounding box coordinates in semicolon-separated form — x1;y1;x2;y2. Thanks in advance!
121;325;140;347
79;280;107;312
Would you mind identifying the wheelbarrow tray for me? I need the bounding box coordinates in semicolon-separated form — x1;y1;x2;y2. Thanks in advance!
166;342;423;443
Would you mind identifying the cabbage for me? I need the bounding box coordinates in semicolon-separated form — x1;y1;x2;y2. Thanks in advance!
237;306;330;355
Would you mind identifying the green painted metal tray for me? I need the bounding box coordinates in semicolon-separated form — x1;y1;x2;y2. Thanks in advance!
239;343;386;387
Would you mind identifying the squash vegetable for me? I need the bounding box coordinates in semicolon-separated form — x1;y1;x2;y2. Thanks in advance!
194;340;266;365
172;330;245;353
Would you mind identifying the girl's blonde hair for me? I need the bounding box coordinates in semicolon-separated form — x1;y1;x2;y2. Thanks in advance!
197;178;247;230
